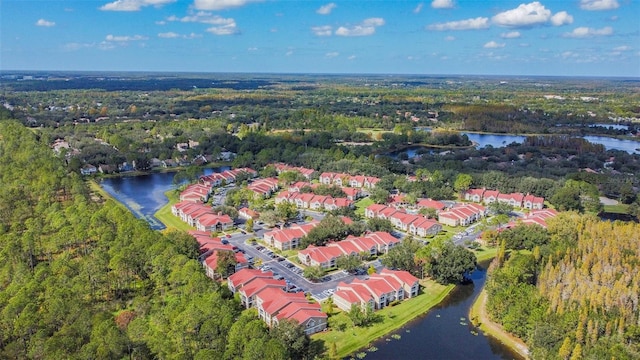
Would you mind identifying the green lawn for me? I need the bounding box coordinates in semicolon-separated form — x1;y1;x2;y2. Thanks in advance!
604;203;630;214
473;246;498;263
354;197;374;217
313;280;455;358
154;190;194;233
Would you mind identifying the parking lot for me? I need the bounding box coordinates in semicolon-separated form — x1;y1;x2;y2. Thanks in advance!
224;228;373;301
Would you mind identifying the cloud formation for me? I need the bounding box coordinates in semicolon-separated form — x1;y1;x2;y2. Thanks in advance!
100;0;175;11
194;0;262;10
492;2;572;27
335;18;385;36
105;34;148;41
580;0;619;11
484;41;505;48
550;11;573;26
413;3;424;14
167;12;238;35
431;0;454;9
158;32;201;39
36;19;56;27
501;31;521;38
563;26;613;38
428;17;489;31
325;51;339;58
311;25;333;36
316;3;336;15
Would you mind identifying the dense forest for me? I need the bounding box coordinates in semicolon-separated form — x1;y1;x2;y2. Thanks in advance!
0;122;320;359
485;213;640;359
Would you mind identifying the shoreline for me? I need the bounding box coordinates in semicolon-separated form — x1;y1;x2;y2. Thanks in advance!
314;281;455;359
469;289;530;360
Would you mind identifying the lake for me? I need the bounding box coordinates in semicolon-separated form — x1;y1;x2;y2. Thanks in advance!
363;263;522;360
100;167;228;230
401;129;640;158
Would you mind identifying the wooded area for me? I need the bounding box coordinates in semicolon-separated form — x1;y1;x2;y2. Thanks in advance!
0;122;319;359
485;213;640;359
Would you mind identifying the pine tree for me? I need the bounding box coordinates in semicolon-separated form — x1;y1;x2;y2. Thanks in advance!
558;337;573;360
569;343;582;360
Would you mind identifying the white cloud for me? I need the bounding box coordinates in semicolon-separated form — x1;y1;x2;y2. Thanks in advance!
36;19;56;27
335;18;385;37
325;52;339;58
501;31;521;38
311;25;333;36
444;35;456;41
206;22;238;35
285;50;293;56
155;20;166;25
63;42;94;51
248;47;258;51
428;17;489;31
550;11;573;26
413;3;424;14
158;32;180;38
158;32;201;39
100;0;175;11
613;45;631;51
105;34;148;41
431;0;454;9
348;55;356;60
167;12;238;35
316;3;336;15
167;12;233;25
484;41;505;48
193;0;262;10
580;0;619;11
492;2;572;28
564;26;613;38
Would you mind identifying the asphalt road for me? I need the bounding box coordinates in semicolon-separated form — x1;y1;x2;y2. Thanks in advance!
226;220;378;301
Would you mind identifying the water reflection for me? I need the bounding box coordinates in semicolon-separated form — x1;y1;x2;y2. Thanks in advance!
100;167;228;230
363;264;522;360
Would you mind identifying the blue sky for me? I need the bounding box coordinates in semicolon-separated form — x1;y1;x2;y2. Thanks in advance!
1;0;638;76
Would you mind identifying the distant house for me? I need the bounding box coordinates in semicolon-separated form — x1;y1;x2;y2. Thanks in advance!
98;164;116;174
149;158;163;168
464;188;485;203
80;164;97;175
263;222;318;250
438;203;486;227
119;162;134;172
195;213;234;232
522;194;545;210
497;193;525;208
333;269;419;311
297;231;399;269
162;159;177;168
238;207;259;220
416;198;446;212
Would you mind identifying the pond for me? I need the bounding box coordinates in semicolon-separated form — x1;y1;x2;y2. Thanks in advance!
461;132;527;149
582;135;640;154
100;167;228;230
397;128;640;158
362;263;523;360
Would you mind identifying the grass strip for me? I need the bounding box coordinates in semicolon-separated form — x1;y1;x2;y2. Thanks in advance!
469;290;530;360
154;190;194;233
354;197;374;217
603;203;630;214
313;280;455;358
473;246;498;263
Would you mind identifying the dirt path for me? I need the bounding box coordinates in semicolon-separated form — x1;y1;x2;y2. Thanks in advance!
472;290;530;359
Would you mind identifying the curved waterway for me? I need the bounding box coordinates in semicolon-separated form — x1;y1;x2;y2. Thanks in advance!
362;263;523;360
100;167;228;230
